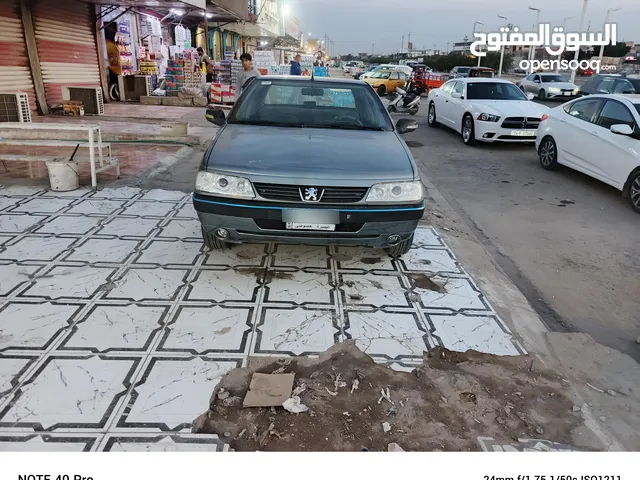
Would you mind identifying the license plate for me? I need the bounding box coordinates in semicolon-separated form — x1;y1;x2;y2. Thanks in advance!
511;130;536;137
286;223;335;231
564;92;571;96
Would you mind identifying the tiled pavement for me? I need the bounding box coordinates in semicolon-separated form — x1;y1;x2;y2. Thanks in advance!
0;186;524;451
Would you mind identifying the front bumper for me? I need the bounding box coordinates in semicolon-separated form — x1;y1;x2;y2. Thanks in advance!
192;193;425;248
545;90;578;100
474;122;538;143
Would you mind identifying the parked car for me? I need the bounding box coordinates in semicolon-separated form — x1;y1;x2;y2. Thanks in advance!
579;67;596;76
518;73;579;100
578;74;639;96
536;94;640;213
467;67;495;78
426;78;549;145
363;70;409;95
361;64;412;80
342;61;357;73
450;66;471;78
200;76;424;255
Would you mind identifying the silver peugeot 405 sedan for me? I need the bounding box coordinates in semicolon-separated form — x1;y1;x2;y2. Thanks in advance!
195;76;425;257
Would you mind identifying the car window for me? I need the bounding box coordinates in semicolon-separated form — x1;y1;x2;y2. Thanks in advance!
613;79;636;94
390;72;400;80
635;104;640;116
627;78;640;92
229;80;393;131
533;75;540;82
596;100;636;130
452;82;464;95
525;75;535;81
563;98;603;123
398;73;407;80
596;77;617;93
541;74;568;83
466;82;527;100
441;81;455;95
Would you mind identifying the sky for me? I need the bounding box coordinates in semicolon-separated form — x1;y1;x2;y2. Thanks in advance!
287;0;640;55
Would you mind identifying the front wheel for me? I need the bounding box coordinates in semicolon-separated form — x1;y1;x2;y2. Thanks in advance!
378;84;387;96
538;89;546;100
202;226;230;250
626;170;640;213
427;103;438;127
384;234;414;257
538;136;559;170
462;115;476;145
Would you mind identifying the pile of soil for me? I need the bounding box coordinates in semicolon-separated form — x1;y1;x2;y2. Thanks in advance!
192;342;581;451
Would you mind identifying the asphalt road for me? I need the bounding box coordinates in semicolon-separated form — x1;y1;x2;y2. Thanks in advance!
403;100;640;362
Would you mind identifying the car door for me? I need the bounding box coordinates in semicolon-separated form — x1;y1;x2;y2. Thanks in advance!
590;99;640;188
397;72;407;90
436;80;456;125
388;72;400;91
558;98;606;174
447;81;467;131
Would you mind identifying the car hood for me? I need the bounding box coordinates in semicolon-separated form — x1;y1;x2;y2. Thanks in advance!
205;124;415;186
542;82;577;89
466;100;549;117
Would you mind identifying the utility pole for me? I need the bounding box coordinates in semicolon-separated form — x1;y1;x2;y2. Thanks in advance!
447;42;450;54
401;34;404;55
408;32;411;51
372;43;374;55
570;0;589;84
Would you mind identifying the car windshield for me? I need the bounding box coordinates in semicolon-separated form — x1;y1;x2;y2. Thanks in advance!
467;82;528;100
457;67;470;73
541;75;568;83
228;79;394;131
635;104;640;116
370;71;391;79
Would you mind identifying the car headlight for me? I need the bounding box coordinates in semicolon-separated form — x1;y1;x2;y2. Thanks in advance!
477;113;500;122
365;181;423;204
573;88;580;94
195;171;255;199
548;87;561;92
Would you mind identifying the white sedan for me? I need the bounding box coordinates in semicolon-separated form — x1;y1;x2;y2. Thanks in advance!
536;94;640;213
426;78;549;145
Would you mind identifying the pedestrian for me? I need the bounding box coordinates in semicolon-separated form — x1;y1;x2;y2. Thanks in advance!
197;47;214;82
236;53;261;97
290;54;302;75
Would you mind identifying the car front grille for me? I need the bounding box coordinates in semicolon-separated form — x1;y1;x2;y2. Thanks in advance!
501;117;541;129
254;183;369;204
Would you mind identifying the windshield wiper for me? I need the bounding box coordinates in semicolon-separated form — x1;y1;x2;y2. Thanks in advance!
229;120;304;128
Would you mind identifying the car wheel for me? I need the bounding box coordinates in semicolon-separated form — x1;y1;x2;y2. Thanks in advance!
462;115;476;145
626;169;640;213
538;89;546;100
201;226;230;250
538;136;559;170
427;102;438;127
378;84;386;96
384;234;414;257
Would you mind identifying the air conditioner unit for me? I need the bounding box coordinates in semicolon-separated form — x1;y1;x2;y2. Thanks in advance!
0;93;32;122
117;75;152;102
62;86;104;115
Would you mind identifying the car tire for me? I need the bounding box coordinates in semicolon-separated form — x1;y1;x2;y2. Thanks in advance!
378;84;386;96
625;169;640;214
384;234;414;257
201;226;229;250
538;136;559;170
538;89;546;100
462;114;476;145
427;102;438;127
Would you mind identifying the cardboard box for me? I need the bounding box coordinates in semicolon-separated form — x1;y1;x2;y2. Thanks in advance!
62;100;84;116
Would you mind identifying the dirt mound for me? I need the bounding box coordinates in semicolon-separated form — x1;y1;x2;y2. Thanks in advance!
192;342;581;451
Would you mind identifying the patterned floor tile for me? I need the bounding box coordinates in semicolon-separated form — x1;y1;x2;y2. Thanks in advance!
21;266;114;300
0;356;138;430
89;187;142;200
0;356;37;400
332;246;396;271
0;214;47;234
427;314;523;356
139;190;187;202
59;305;167;353
97;217;160;237
0;264;39;296
253;307;340;356
135;240;202;266
0;236;76;262
340;273;409;308
0;302;79;351
186;269;260;303
272;244;330;269
344;310;429;361
411;276;491;313
400;247;462;274
412;228;445;248
10;198;73;214
67;199;125;215
158;219;201;240
66;238;140;264
0;186;45;197
204;244;268;267
0;433;99;451
105;268;187;301
36;215;103;235
121;201;176;218
263;270;333;306
117;357;239;430
175;203;198;220
99;433;229;452
158;306;253;354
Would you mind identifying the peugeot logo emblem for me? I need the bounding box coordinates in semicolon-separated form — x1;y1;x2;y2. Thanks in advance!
300;187;324;202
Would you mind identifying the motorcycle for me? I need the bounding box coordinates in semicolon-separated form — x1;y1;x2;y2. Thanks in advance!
386;88;420;115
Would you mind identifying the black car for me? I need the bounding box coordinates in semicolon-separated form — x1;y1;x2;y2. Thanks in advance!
578;74;640;96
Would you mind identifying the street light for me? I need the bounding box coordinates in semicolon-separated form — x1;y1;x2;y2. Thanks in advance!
598;8;621;65
498;15;508;76
570;0;589;84
528;6;541;62
472;21;484;65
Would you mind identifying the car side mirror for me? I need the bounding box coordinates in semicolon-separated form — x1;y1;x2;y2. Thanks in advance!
610;124;633;136
205;107;226;127
534;79;540;83
451;92;462;99
396;118;418;134
526;92;535;100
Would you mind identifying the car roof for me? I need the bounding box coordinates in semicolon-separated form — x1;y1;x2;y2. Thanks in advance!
258;75;365;86
538;72;566;76
574;93;640;104
457;77;514;84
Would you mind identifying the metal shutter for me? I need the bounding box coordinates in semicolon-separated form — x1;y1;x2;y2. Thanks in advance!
0;0;37;114
32;0;101;107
